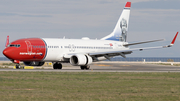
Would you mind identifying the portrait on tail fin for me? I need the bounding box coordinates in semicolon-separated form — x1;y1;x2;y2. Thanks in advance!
120;18;127;42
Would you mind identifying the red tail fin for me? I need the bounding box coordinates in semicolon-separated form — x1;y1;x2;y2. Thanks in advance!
125;2;131;8
5;36;9;47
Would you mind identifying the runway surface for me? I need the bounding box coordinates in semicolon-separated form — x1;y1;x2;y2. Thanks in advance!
0;62;180;72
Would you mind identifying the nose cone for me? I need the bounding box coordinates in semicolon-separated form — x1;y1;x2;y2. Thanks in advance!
3;48;14;59
3;49;6;56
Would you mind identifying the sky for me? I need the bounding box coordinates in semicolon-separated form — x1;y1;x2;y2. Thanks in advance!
0;0;180;57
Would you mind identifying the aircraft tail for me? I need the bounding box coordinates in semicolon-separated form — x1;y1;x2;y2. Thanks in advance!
101;2;131;42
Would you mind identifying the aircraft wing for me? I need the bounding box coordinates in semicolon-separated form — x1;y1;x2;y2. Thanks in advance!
64;32;178;59
89;32;178;58
88;45;170;59
123;39;164;47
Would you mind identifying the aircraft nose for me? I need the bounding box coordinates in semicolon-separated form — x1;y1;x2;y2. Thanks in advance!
3;49;6;55
3;48;14;59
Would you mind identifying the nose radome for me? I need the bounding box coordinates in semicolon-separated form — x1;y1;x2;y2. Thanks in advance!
3;48;13;59
3;49;8;56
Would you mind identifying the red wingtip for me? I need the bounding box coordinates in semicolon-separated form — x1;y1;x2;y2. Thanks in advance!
5;35;9;47
125;2;131;8
171;32;178;44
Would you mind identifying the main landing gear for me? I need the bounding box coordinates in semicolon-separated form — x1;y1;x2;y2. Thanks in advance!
80;65;90;70
53;62;62;69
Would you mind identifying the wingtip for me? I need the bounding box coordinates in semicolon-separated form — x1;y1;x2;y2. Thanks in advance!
125;2;131;8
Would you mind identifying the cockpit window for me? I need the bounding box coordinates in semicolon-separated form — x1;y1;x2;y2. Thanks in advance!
9;44;21;48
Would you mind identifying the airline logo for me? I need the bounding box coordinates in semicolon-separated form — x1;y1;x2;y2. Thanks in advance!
25;41;32;53
18;40;43;56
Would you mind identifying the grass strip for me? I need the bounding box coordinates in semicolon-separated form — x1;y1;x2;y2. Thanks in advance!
0;72;179;101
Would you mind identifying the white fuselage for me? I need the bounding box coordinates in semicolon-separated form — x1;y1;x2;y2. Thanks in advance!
42;38;128;61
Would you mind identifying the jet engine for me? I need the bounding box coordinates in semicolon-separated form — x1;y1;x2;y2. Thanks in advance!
70;54;93;66
23;61;45;66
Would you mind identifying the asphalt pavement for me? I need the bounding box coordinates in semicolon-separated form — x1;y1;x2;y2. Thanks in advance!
0;62;180;72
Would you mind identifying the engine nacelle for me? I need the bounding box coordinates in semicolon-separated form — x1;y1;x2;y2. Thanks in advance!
70;54;93;66
23;61;45;66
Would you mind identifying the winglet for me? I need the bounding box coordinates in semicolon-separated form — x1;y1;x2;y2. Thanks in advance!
164;32;178;48
171;32;178;45
5;36;9;47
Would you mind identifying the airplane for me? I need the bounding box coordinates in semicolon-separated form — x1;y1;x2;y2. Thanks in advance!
2;2;178;70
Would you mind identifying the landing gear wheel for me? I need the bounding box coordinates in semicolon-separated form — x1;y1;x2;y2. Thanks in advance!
80;66;85;70
16;64;21;69
80;66;90;70
53;63;62;69
85;65;90;70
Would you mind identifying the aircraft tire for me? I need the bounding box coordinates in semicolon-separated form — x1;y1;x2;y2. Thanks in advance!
85;65;90;70
57;63;62;69
53;63;62;69
16;64;21;69
80;66;85;70
80;66;90;70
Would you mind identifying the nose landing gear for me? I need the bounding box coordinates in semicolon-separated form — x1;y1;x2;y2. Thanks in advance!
15;64;21;69
14;60;22;69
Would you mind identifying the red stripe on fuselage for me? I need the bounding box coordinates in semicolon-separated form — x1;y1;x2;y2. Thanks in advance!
3;38;46;61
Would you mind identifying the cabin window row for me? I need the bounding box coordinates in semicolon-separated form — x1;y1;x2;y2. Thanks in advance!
48;46;59;48
32;45;112;49
64;46;113;49
33;46;46;48
32;45;59;48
